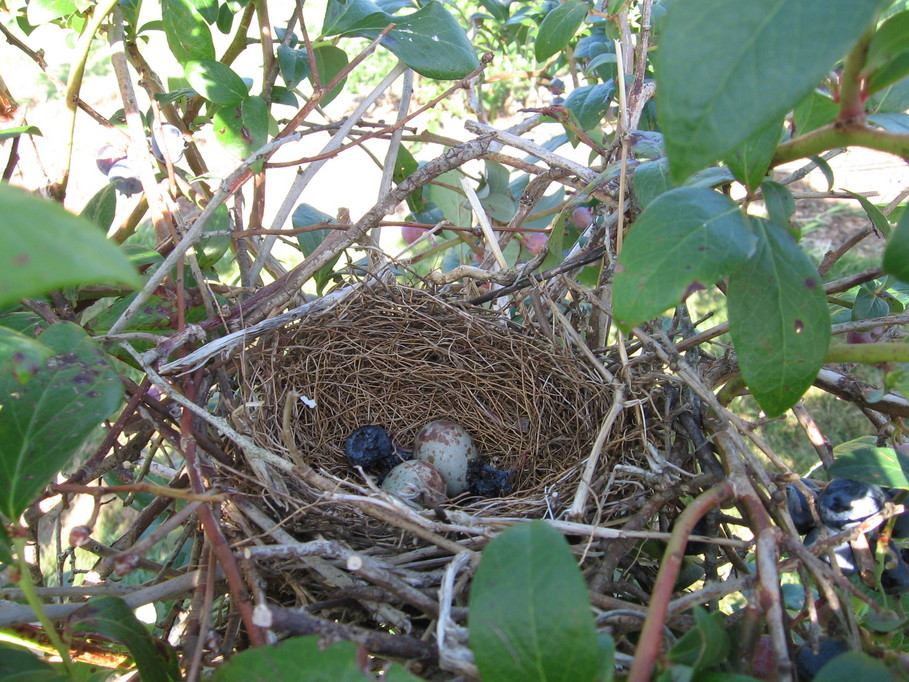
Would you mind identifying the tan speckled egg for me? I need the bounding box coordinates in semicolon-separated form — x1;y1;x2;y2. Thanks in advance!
381;460;447;508
413;420;478;496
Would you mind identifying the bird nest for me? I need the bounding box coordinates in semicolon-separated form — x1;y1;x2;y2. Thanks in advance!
224;283;640;526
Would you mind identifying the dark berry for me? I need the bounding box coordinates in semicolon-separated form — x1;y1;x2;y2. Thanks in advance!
818;478;884;529
787;478;821;534
794;638;849;681
466;459;513;497
345;426;409;479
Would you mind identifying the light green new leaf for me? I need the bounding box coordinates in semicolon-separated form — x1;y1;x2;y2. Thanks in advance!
883;204;909;282
26;0;75;24
0;126;42;142
0;323;123;520
655;0;890;183
469;521;600;682
0;184;139;308
613;187;755;330
162;0;215;65
185;60;249;105
535;0;589;63
728;219;830;417
70;597;180;682
429;169;471;227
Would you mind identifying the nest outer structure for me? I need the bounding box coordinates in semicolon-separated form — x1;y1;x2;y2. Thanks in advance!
232;284;621;521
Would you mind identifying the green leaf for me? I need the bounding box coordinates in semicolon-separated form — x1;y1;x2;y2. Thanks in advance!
429;169;471;227
727;219;830;417
322;0;390;37
212;96;269;165
69;597;179;682
534;0;589;63
760;181;796;232
310;45;349;106
162;0;215;64
213;636;370;681
633;158;673;208
469;521;600;682
667;608;730;671
613;188;755;330
0;642;66;681
842;190;891;237
0;184;140;307
79;184;117;233
655;0;889;183
0;323;123;520
864;10;909;93
197;203;231;270
830;438;909;488
0;327;54;385
883;205;909;282
185;59;249;105
0;125;42;142
724;119;783;192
26;0;75;23
277;46;310;89
293;204;341;295
793;91;838;135
380;3;480;79
813;651;895;681
564;81;615;131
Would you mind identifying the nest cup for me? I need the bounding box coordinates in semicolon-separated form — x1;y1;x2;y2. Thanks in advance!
231;284;619;518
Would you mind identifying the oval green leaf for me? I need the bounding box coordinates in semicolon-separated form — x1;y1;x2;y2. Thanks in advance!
655;0;890;183
613;187;755;330
564;81;615;131
0;184;140;308
380;2;481;79
0;323;124;520
212;96;269;165
728;219;831;417
163;0;215;64
185;59;250;105
883;205;909;282
469;521;600;682
535;0;589;63
277;46;310;90
830;438;909;489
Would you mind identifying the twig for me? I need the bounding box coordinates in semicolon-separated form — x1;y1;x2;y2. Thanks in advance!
246;61;409;284
105;131;304;336
628;482;735;682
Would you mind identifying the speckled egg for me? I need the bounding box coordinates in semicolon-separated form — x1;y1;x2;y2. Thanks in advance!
381;460;447;509
413;420;478;496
